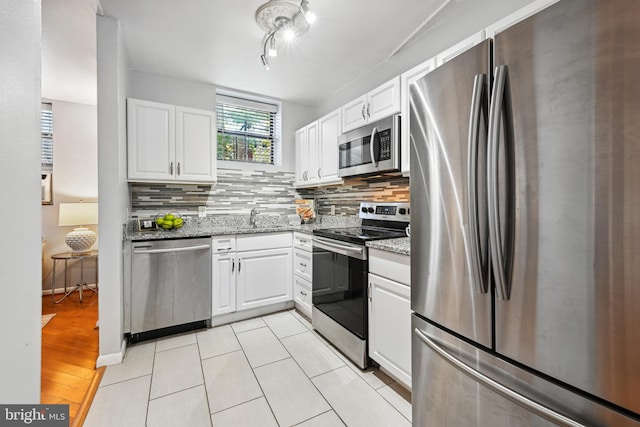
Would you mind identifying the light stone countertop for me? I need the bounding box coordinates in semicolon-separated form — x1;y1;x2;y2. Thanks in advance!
366;237;411;256
123;215;359;241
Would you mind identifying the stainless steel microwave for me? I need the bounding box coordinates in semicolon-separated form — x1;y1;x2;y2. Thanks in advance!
338;114;400;178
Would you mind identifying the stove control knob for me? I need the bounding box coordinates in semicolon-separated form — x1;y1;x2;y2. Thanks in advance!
367;207;374;213
399;208;406;215
361;207;368;213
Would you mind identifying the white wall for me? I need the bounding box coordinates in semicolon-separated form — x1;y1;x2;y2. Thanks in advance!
129;71;315;173
96;15;130;366
0;0;42;403
42;100;98;291
314;0;535;117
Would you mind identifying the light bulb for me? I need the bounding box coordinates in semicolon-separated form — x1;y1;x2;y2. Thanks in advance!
305;10;316;24
283;27;296;41
260;54;270;71
268;37;277;57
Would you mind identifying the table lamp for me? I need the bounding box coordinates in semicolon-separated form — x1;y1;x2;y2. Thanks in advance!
58;202;99;253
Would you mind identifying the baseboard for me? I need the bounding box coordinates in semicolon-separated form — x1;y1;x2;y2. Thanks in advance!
42;283;98;296
96;339;126;368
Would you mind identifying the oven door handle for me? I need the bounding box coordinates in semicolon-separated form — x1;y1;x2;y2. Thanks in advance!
312;236;367;260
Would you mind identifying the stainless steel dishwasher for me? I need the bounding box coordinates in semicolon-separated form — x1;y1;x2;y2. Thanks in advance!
130;237;211;341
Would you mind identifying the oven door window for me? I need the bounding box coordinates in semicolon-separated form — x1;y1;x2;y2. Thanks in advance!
312;246;368;339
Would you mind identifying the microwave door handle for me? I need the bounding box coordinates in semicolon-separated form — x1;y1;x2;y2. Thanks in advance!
369;127;379;167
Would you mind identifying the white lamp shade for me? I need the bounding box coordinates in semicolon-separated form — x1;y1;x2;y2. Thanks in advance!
59;203;98;226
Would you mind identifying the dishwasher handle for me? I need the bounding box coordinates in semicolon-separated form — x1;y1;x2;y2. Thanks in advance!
133;244;211;254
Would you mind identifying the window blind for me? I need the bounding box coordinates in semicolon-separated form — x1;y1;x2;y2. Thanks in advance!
41;103;53;169
216;95;280;165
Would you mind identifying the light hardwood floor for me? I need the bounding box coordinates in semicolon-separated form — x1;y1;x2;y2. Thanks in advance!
41;291;100;426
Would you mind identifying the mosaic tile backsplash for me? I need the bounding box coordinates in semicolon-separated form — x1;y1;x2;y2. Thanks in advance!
130;168;410;217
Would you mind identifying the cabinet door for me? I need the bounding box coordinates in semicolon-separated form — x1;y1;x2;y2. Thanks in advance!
342;94;368;133
295;127;308;186
306;121;320;185
127;98;175;181
317;108;342;185
367;76;401;124
368;273;411;389
236;248;293;311
175;106;216;183
401;58;436;177
212;253;236;316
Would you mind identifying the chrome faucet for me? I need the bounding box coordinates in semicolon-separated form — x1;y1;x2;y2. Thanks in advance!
250;208;260;227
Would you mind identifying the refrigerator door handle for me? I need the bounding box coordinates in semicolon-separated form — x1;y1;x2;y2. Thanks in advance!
467;73;488;294
487;64;511;300
414;328;586;427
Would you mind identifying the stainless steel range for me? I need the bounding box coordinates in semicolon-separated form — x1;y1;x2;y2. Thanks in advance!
312;202;409;368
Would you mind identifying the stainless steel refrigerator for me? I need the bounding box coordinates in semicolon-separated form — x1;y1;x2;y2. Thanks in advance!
410;0;640;425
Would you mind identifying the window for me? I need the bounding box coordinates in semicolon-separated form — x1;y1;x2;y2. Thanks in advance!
41;102;53;171
216;95;280;165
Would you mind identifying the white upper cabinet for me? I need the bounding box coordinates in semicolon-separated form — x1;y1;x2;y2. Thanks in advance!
295;121;319;187
342;76;400;133
127;98;216;184
317;108;342;186
485;0;561;39
175;106;217;183
127;99;175;182
400;57;437;177
435;31;486;66
295;127;307;186
295;109;342;188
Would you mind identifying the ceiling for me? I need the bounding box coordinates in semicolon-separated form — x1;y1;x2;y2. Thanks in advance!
42;0;469;107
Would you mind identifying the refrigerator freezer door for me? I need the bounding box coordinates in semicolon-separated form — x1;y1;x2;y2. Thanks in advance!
412;315;639;426
410;40;493;348
493;0;640;414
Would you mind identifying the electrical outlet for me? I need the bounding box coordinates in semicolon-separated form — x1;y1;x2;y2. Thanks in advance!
198;206;206;218
330;205;336;215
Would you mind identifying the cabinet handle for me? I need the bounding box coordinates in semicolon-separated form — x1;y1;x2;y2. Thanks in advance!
317;167;322;178
361;104;366;120
368;283;372;301
169;161;174;175
217;247;233;252
298;239;308;243
238;259;241;273
300;262;307;267
300;290;307;296
177;162;181;176
366;102;371;118
232;259;235;273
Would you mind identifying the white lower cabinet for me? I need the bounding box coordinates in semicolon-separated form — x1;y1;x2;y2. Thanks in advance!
292;232;313;317
236;247;293;311
212;233;293;317
293;276;312;318
368;249;411;390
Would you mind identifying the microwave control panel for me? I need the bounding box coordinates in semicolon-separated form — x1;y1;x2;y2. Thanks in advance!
377;129;392;160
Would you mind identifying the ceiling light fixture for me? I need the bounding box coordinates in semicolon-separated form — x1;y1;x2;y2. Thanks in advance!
255;0;315;70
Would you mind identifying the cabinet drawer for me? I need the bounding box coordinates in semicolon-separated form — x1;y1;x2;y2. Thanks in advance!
294;276;312;318
293;232;313;251
236;232;292;252
369;248;410;286
211;235;236;253
293;248;313;282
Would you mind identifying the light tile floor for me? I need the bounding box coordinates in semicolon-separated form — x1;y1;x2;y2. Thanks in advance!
85;309;411;427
